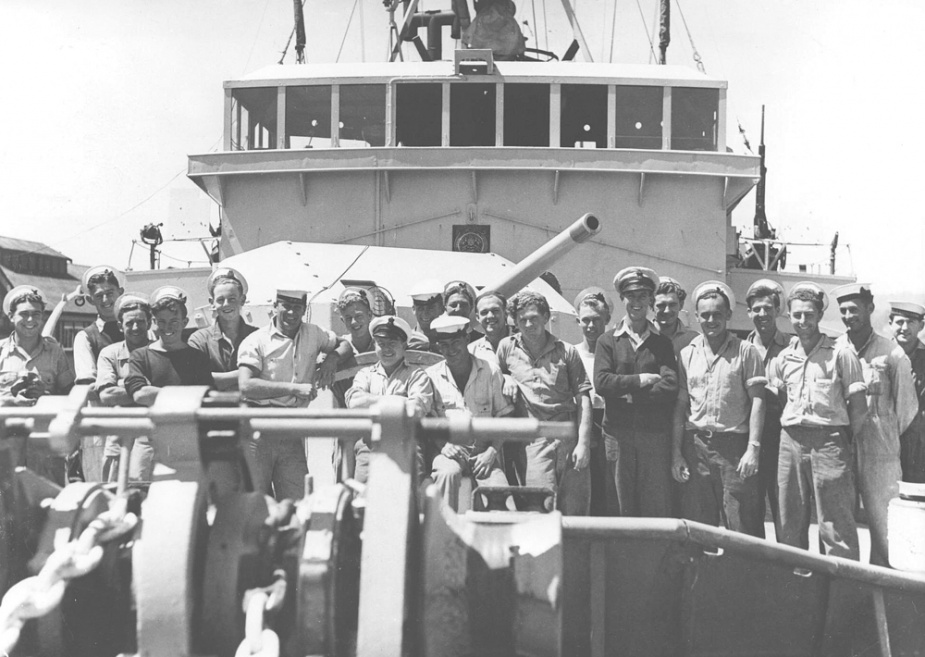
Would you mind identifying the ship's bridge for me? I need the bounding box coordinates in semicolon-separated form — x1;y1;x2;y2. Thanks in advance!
188;59;759;310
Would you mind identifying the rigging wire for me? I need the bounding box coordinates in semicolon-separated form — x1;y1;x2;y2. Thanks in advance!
336;0;361;63
531;0;539;52
648;0;659;64
608;0;619;63
243;0;273;72
633;0;658;63
541;0;548;52
674;0;706;73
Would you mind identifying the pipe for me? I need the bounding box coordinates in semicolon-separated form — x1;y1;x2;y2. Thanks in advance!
480;213;602;299
408;11;454;61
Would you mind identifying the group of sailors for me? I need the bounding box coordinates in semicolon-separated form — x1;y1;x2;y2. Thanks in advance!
1;261;923;567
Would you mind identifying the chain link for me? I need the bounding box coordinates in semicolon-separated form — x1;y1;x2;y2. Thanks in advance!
234;569;287;657
0;507;138;655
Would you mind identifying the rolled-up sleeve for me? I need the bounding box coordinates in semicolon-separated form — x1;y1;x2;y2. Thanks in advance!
489;365;514;417
836;348;867;397
742;343;768;390
407;369;436;416
237;332;263;372
566;346;592;397
345;367;372;408
72;331;97;383
95;350;120;392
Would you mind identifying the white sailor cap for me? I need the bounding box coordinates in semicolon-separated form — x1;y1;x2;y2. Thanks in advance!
114;292;151;318
831;283;873;304
3;285;48;315
207;267;248;296
573;286;612;314
889;301;925;321
81;265;125;295
745;279;785;306
369;315;412;341
692;280;736;311
614;267;659;295
151;285;188;306
788;282;829;312
430;313;470;340
276;289;308;305
410;279;444;305
337;287;372;309
443;280;477;305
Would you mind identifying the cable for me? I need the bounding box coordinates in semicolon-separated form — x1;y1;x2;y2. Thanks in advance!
609;0;619;63
675;0;706;73
634;0;658;63
243;0;273;73
541;0;548;52
336;0;360;63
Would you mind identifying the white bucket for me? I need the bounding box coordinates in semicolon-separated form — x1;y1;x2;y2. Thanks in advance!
888;482;925;573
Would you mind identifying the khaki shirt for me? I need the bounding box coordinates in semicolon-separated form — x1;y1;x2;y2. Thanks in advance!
345;360;435;416
835;331;917;451
237;321;337;407
95;340;132;392
768;335;866;427
678;333;766;434
427;355;513;420
0;334;74;405
497;331;591;422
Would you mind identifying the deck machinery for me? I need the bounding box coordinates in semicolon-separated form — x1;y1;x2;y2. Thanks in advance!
0;391;924;657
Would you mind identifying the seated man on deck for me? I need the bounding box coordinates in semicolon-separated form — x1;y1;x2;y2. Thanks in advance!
427;314;512;511
345;315;435;484
95;292;155;482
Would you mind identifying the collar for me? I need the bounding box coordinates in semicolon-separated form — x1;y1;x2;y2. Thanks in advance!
373;359;410;379
512;330;559;360
695;331;735;360
747;328;788;348
614;318;657;339
95;316;106;331
1;333;49;359
269;320;301;340
792;333;835;359
656;318;690;339
212;316;249;340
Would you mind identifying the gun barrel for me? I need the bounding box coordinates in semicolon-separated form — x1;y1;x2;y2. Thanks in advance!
480;213;601;299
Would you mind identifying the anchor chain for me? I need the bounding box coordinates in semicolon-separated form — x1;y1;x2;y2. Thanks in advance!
0;507;138;654
234;569;288;657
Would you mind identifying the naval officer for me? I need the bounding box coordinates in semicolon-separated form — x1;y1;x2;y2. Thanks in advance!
407;279;445;352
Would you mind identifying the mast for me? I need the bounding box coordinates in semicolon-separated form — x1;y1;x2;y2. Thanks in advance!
293;0;307;64
658;0;670;64
753;105;771;240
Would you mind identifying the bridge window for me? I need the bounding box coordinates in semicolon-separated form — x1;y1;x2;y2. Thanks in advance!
396;83;442;147
671;87;718;151
339;85;387;147
231;87;277;150
286;86;332;148
614;86;662;149
560;84;607;148
450;84;495;147
504;84;549;147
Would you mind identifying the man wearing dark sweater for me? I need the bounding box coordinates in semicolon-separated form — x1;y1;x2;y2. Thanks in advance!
594;267;678;517
124;286;213;406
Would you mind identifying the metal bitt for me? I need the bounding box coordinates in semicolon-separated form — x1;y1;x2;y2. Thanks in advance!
479;212;602;299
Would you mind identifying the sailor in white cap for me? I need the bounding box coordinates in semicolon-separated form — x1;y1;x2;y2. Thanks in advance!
346;314;435;483
572;287;612;516
95;292;153;482
767;282;867;559
672;280;767;537
0;285;74;481
497;289;593;514
426;314;512;510
831;283;917;566
73;265;126;386
654;276;699;353
188;267;257;391
237;288;352;500
407;279;445;352
744;278;790;538
889;301;925;482
594;267;678;518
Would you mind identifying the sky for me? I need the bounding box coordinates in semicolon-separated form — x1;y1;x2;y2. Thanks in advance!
1;0;923;309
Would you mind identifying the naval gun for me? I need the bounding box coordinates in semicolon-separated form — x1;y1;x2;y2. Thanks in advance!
1;387;925;657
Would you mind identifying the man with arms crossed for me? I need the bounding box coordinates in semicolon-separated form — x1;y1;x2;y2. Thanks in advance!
672;281;766;536
238;289;352;500
832;284;916;566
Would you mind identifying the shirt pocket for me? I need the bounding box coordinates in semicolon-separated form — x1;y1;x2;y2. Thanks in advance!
471;392;492;416
810;378;836;419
